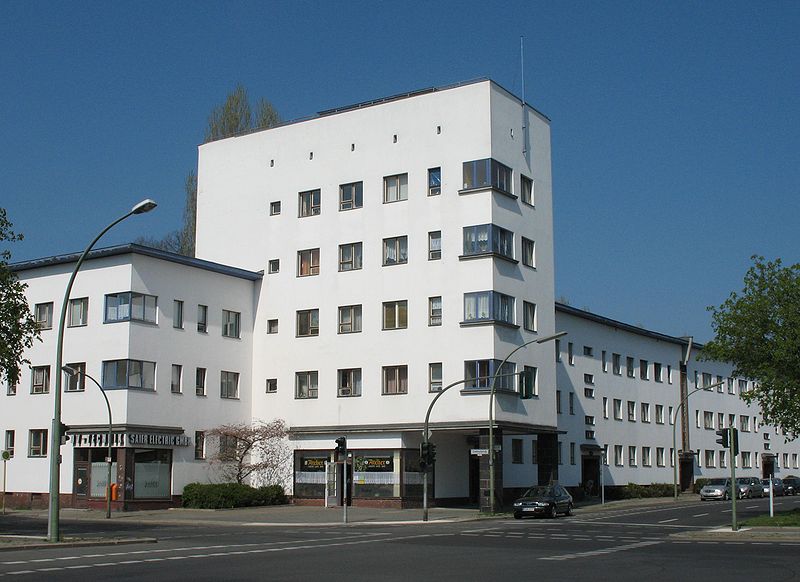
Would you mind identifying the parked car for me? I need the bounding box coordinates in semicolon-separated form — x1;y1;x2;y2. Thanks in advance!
745;476;766;497
734;477;760;499
761;478;785;496
700;478;731;501
513;485;573;519
781;477;799;496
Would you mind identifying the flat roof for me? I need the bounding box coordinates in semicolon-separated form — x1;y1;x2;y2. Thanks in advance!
10;243;263;281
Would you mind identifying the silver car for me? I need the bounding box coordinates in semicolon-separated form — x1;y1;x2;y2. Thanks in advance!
700;478;731;501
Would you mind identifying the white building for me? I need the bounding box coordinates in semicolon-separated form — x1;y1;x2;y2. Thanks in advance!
2;79;798;510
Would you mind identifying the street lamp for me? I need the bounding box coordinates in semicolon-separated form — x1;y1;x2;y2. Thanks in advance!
488;331;567;514
62;366;113;519
48;199;156;542
671;379;725;499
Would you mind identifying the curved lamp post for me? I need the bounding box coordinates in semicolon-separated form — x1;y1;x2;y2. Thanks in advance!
671;379;724;499
488;331;567;514
48;199;156;542
62;367;113;519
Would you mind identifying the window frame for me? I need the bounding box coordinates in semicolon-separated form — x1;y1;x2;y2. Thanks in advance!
383;173;408;203
295;370;319;399
520;174;534;206
220;370;239;399
337;368;362;397
171;364;182;394
173;300;184;329
428;167;441;196
382;236;408;266
429;362;443;392
461;224;515;261
338;304;362;334
67;297;89;327
102;359;156;391
197;304;208;333
64;362;86;392
461;158;513;196
104;292;157;324
338;242;363;272
298;189;321;217
195;367;206;396
34;302;54;330
382;300;408;330
382;365;408;395
428;231;441;260
462;290;515;326
221;309;241;339
297;248;321;277
428;296;442;327
339;181;363;211
31;365;50;394
28;429;48;458
296;309;320;337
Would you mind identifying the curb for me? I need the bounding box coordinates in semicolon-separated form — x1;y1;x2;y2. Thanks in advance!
0;537;158;552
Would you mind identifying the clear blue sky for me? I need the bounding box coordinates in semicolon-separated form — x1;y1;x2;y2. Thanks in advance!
2;1;798;342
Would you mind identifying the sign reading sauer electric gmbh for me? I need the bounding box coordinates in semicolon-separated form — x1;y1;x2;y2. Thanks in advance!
72;432;191;448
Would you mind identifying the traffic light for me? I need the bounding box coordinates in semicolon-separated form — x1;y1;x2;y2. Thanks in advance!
715;428;729;448
59;423;70;445
731;428;739;455
335;436;347;461
420;441;436;471
428;442;436;464
519;369;535;399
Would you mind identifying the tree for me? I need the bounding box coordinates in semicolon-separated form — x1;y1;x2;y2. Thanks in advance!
0;208;40;386
207;419;290;486
702;256;800;439
137;85;280;256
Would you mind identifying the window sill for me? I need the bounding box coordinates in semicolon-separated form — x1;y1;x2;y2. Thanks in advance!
381;327;408;332
458;186;517;200
459;320;520;330
458;252;518;265
381;392;409;396
382;262;408;267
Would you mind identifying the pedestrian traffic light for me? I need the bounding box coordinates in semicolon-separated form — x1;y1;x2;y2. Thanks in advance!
731;428;739;455
715;428;729;448
420;441;436;471
59;423;70;445
335;436;347;461
428;442;436;464
519;369;535;399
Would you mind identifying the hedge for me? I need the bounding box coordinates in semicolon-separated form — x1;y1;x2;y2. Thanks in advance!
182;483;287;509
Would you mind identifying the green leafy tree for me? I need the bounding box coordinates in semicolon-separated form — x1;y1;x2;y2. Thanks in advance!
0;208;40;386
702;256;800;439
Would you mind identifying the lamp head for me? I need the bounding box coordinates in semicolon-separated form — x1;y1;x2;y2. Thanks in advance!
537;331;568;344
61;365;79;377
132;199;157;214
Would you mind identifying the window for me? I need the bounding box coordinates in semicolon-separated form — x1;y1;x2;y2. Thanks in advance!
222;310;241;338
28;429;47;457
703;411;714;430
104;292;157;323
268;259;280;274
729;413;736;429
464;359;515;391
383;236;408;265
602;397;608;419
266;378;277;393
640;446;651;467
738;379;748;394
521;237;535;268
220;371;239;399
667;365;673;384
740;415;750;432
383;300;408;330
197;305;208;333
382;365;408;395
428;231;441;260
720;450;727;468
702;372;712;389
428;296;442;326
653;362;663;383
583;346;594;357
639;360;649;380
339;242;363;271
695;410;700;428
512;439;523;464
337;368;362;397
219;435;237;459
298;189;321;217
627;401;636;422
656;447;665;467
641;403;651;423
531;439;538;464
741;451;752;469
521;175;533;205
524;366;538;397
429;363;443;392
727;378;735;394
195;368;206;396
339;181;363;211
555;339;561;362
102;359;156;390
463;291;515;325
192;432;206;460
601;350;608;373
171;364;182;394
569;392;575;414
628;446;637;466
557;442;563;465
626;357;635;378
718;412;725;429
462;224;514;260
586;430;596;441
584;373;594;385
383;173;408;203
716;375;724;392
64;362;86;392
297;248;320;276
428;167;441;196
612;353;621;375
295;371;318;399
338;305;362;334
568;342;574;365
67;297;88;327
585;415;595;426
523;301;537;332
4;430;14;458
670;448;675;467
613;399;622;420
462;158;512;194
34;302;53;330
31;366;50;394
656;404;665;424
614;445;624;466
267;319;279;334
556;390;562;413
296;309;320;337
6;378;16;396
269;201;281;215
173;300;184;329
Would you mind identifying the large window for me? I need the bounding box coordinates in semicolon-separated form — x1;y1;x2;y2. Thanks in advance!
28;429;48;457
222;309;241;338
523;301;537;332
31;365;50;394
339;242;362;271
298;189;321;217
338;304;362;334
102;359;156;390
64;362;86;392
462;158;512;194
464;359;515;391
34;302;53;330
383;300;408;330
105;292;157;324
521;175;533;205
339;181;363;211
521;237;535;268
383;236;408;265
337;368;361;397
382;365;408;395
428;296;442;326
297;248;320;276
383;173;408;203
463;291;515;325
428;167;441;196
297;309;320;337
295;371;318;399
462;224;514;260
67;297;88;327
220;371;239;399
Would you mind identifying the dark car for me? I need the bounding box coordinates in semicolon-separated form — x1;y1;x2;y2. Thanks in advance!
761;478;785;496
781;477;799;496
513;485;573;519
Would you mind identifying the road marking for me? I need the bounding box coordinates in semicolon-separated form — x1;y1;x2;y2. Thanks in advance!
539;540;661;561
692;513;709;517
658;518;678;523
746;505;759;509
722;509;732;513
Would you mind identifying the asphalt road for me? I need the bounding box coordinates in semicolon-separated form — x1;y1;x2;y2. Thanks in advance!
2;495;799;581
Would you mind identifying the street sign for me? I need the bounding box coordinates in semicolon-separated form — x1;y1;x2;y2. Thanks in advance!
471;448;489;456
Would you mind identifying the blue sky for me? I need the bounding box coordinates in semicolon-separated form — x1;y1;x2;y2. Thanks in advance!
2;1;798;342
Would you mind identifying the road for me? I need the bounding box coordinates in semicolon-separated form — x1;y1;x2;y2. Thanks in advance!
1;495;799;581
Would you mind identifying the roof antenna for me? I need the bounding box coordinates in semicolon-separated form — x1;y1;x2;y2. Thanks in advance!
521;36;528;155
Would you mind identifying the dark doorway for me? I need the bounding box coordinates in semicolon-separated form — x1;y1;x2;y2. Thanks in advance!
762;456;775;479
679;453;694;491
468;454;480;504
581;456;600;496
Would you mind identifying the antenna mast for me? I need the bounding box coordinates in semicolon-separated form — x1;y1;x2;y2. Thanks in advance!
521;36;528;155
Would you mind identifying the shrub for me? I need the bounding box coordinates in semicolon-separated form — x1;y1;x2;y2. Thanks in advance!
182;482;287;509
693;478;710;494
621;483;674;499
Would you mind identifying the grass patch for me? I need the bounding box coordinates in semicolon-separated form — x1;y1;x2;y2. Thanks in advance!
741;508;800;527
